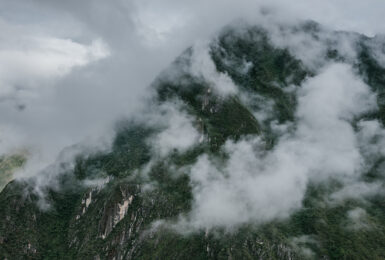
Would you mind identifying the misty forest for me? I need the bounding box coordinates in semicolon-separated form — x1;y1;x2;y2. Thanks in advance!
0;1;385;259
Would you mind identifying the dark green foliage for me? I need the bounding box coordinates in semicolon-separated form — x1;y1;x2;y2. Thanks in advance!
133;225;299;260
74;124;153;179
357;42;385;125
0;182;41;259
210;26;308;123
0;153;27;191
156;77;260;150
37;190;82;259
265;181;385;259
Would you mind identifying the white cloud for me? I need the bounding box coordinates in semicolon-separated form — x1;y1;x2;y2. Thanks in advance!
358;119;385;160
174;64;379;231
329;181;383;203
189;42;238;95
289;235;318;258
345;207;373;230
148;101;200;157
0;36;109;97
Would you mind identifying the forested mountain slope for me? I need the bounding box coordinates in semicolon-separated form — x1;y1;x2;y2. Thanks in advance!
1;21;385;259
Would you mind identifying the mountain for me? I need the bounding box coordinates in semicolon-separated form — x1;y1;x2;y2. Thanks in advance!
1;21;385;259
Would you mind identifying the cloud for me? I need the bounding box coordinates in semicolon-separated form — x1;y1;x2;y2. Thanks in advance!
265;23;360;71
346;207;372;230
358;120;385;161
189;42;238;95
0;34;109;98
289;235;318;259
173;64;380;231
329;182;383;204
147;101;200;157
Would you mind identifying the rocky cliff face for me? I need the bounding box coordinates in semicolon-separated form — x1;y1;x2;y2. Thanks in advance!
1;22;385;259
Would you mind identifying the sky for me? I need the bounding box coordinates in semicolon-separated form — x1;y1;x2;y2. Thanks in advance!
1;0;385;227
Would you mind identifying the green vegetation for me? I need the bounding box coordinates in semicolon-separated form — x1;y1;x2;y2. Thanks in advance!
210;26;308;124
0;153;26;192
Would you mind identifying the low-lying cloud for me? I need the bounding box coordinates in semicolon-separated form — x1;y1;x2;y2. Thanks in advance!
174;64;382;231
146;100;200;157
